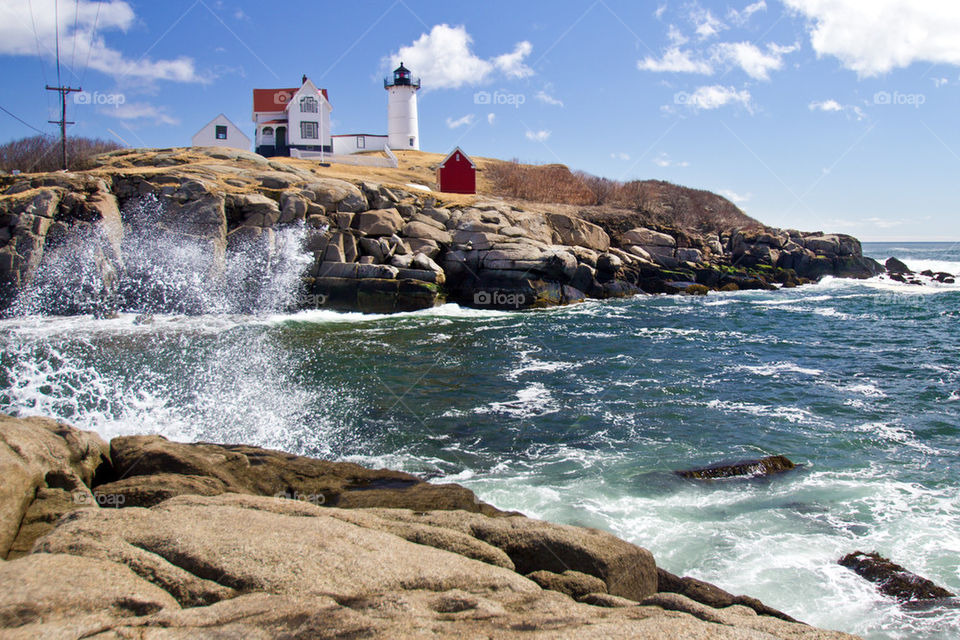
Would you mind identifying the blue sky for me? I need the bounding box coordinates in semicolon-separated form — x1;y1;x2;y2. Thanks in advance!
1;1;958;240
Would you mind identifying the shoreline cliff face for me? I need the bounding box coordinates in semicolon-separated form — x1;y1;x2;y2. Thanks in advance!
0;147;882;316
0;412;861;639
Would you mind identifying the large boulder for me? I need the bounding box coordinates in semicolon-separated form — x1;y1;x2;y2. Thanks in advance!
546;213;610;252
401;220;452;244
0;414;110;559
97;434;498;513
353;208;404;237
885;257;912;274
35;493;540;604
622;227;675;248
0;553;179;634
361;508;658;601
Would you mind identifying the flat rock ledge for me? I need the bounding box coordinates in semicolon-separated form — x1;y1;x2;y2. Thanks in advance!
0;413;861;639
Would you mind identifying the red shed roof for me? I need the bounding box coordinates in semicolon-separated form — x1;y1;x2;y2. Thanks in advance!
437;147;476;169
252;87;330;113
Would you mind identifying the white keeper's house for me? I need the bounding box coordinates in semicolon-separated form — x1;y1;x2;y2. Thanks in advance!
252;75;332;157
250;64;421;159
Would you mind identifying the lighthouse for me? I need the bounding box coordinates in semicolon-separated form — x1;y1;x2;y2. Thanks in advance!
385;62;421;150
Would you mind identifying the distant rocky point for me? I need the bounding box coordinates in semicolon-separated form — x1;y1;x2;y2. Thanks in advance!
0;147;886;316
0;412;861;638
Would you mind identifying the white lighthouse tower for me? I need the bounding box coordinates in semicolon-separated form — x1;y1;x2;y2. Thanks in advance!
385;62;421;150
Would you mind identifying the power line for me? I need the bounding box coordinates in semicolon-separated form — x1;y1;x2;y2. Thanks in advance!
70;0;80;70
55;0;62;88
80;1;103;85
0;104;49;136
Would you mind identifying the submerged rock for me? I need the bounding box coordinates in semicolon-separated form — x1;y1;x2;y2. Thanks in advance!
839;551;956;601
675;455;796;480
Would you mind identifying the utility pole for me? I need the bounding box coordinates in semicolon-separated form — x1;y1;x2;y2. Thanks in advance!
46;84;81;170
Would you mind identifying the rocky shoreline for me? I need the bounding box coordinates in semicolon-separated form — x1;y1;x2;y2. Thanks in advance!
0;412;862;639
0;147;884;316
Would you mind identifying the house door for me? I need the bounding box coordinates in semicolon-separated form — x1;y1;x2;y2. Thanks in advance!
275;126;288;156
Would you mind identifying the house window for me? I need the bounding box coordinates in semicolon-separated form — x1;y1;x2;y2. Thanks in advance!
356;136;365;149
300;96;318;113
409;137;415;147
262;126;274;137
215;125;227;139
301;121;319;139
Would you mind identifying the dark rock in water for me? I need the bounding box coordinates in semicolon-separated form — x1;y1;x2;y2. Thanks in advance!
934;272;955;283
885;257;912;274
675;455;796;480
839;551;956;601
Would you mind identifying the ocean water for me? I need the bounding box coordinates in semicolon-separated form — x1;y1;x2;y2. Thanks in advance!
1;240;959;639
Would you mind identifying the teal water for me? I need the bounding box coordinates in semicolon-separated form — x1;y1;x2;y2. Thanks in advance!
1;241;959;639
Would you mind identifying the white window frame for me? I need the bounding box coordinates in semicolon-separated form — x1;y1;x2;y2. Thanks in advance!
300;96;318;113
301;121;319;139
356;136;365;149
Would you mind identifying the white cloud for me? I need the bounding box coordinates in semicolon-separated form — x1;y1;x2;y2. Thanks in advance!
445;114;475;129
719;189;752;204
692;8;727;39
655;4;668;19
389;24;533;89
808;99;865;120
525;129;551;142
809;99;843;112
783;0;960;76
535;90;564;106
0;0;207;83
667;25;688;46
611;152;631;160
638;47;713;74
713;41;796;80
682;85;752;111
729;1;767;25
493;41;534;78
653;152;689;167
487;112;496;125
108;101;179;125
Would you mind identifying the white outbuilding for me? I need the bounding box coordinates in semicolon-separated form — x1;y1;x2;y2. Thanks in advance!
191;114;251;150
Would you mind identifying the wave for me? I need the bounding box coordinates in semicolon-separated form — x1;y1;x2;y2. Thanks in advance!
734;362;824;377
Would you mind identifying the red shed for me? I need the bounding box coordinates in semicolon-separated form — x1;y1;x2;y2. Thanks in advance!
436;147;477;194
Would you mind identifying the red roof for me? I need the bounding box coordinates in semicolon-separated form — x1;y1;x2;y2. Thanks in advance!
252;87;329;113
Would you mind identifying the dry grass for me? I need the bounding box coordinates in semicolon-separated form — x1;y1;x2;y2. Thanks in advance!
0;135;122;173
12;145;759;232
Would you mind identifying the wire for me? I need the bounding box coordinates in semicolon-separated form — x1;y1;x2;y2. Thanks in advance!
0;104;49;136
55;0;62;88
27;0;52;114
80;1;103;85
70;0;80;70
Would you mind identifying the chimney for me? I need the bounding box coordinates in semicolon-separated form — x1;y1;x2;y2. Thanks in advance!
302;74;308;85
